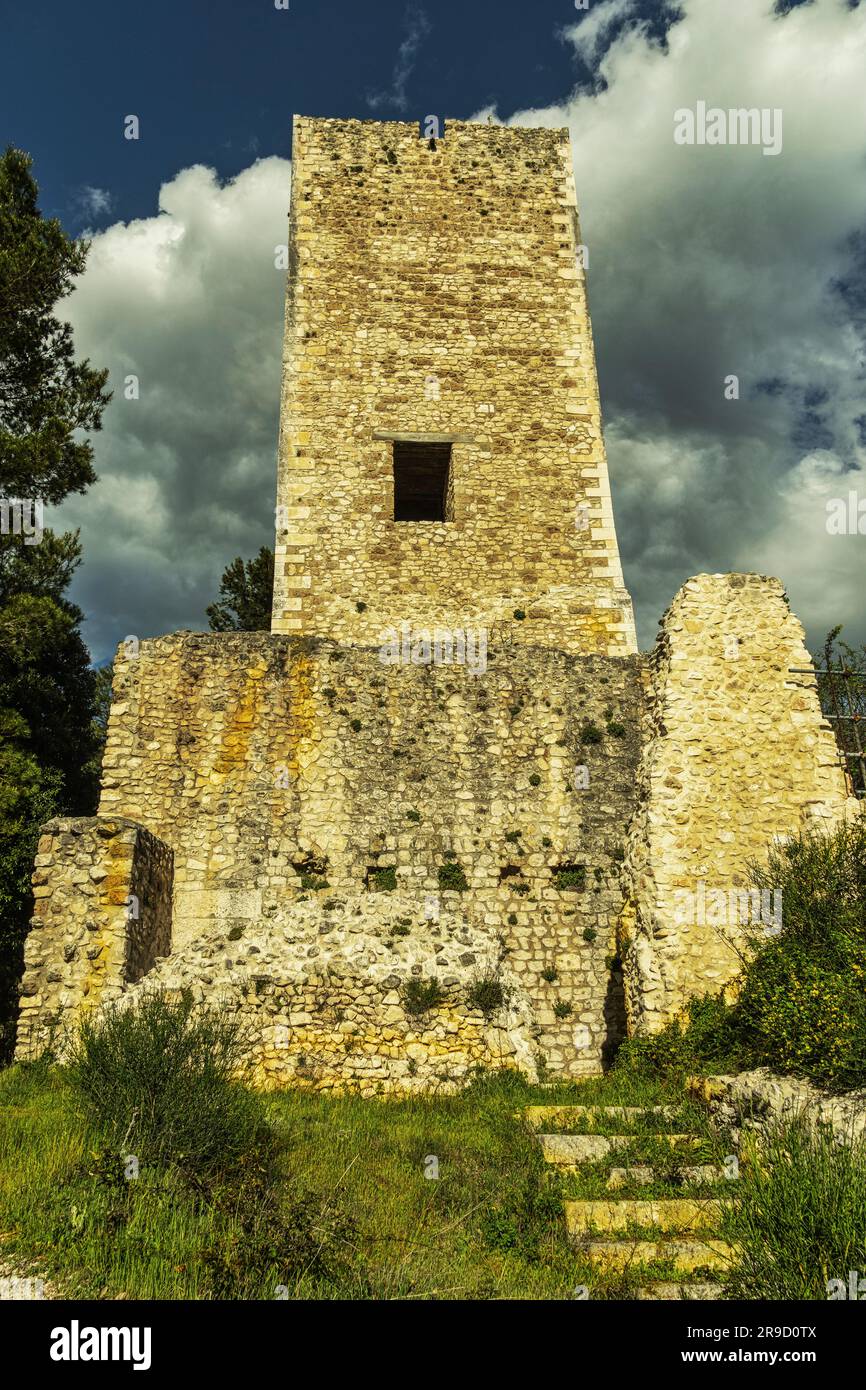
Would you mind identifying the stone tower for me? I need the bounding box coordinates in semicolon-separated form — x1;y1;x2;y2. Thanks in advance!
15;119;857;1090
272;116;636;657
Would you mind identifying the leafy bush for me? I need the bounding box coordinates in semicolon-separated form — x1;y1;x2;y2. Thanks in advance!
723;1119;866;1300
615;991;744;1079
466;973;509;1016
438;861;468;892
367;866;397;892
66;989;269;1175
617;820;866;1090
553;865;586;891
402;976;445;1016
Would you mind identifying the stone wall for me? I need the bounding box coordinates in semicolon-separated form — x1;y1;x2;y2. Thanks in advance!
690;1070;866;1148
117;893;539;1096
93;630;646;1075
621;574;857;1033
16;817;173;1059
273;116;636;658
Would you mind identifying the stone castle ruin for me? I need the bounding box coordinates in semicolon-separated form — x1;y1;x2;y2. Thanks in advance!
15;119;858;1092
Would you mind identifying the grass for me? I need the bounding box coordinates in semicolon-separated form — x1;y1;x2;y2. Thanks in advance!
721;1119;866;1300
0;1063;615;1301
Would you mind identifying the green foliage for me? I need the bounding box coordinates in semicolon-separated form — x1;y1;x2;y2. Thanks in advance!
617;819;866;1090
541;967;558;983
466;972;509;1016
528;773;541;787
298;874;329;891
553;866;586;891
206;546;274;631
606;721;626;738
723;1119;866;1300
582;927;597;943
0;151;107;1060
615;991;743;1080
579;722;602;745
368;866;396;892
438;860;468;892
66;990;268;1177
401;976;445;1016
0;147;110;502
553;1001;573;1019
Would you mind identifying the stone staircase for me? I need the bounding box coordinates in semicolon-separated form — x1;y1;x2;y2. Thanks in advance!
526;1102;732;1300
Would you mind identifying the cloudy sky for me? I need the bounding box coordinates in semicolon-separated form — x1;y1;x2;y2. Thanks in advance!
2;0;864;661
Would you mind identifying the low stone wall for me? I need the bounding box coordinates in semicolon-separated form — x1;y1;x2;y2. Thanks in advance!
15;817;173;1060
96;632;646;1074
691;1070;866;1148
621;574;856;1033
116;893;539;1095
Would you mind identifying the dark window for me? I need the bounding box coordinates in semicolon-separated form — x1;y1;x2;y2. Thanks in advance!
393;441;452;521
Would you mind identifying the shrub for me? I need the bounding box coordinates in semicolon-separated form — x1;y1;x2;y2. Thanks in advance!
616;820;866;1091
528;773;541;787
438;861;468;892
553;1001;573;1019
553;865;586;891
467;973;509;1016
541;967;558;983
606;721;626;738
582;927;597;944
66;990;268;1176
402;977;445;1016
368;866;397;892
579;722;602;745
298;874;329;891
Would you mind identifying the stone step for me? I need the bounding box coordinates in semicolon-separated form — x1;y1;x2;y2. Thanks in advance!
525;1105;678;1131
635;1283;725;1301
565;1198;720;1236
606;1165;721;1190
580;1239;732;1274
539;1133;703;1166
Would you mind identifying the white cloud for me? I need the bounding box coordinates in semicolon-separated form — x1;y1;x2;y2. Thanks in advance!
476;0;866;649
366;3;431;112
58;156;292;661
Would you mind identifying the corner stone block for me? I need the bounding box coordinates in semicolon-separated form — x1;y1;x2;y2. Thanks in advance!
14;816;174;1060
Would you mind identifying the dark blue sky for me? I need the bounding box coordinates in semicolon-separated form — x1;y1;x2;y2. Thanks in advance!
2;0;681;228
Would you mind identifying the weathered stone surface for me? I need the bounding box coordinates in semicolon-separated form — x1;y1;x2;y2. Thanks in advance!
691;1070;866;1147
272;117;636;657
108;893;537;1095
15;817;172;1059
620;573;858;1032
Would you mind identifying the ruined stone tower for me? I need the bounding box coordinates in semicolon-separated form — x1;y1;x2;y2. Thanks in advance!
273;117;636;656
15;119;858;1091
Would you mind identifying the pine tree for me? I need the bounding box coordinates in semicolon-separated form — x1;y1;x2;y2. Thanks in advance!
0;147;110;1057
